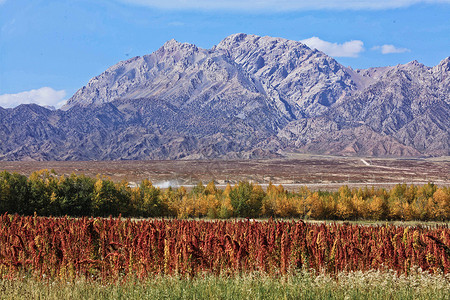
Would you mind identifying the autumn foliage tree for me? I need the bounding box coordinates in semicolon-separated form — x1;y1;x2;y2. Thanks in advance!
0;170;449;221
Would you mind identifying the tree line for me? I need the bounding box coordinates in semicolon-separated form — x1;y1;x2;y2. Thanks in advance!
0;170;448;221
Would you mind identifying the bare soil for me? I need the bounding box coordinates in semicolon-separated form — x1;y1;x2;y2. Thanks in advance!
1;155;448;191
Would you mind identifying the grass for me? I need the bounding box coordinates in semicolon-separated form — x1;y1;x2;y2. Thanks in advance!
1;269;449;300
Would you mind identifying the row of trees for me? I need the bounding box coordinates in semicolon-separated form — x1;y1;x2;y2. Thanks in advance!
0;170;448;221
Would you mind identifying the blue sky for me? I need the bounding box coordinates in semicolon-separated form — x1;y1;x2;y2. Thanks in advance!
0;0;449;108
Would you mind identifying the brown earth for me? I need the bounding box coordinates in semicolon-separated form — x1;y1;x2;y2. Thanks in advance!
0;155;448;191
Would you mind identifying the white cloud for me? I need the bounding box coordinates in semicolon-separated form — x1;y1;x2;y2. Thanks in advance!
120;0;450;11
0;87;67;109
372;44;411;54
300;37;364;58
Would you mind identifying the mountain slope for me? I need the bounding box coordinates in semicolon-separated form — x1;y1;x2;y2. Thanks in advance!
1;33;448;160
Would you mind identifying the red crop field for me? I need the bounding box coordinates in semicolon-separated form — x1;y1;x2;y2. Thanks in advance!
1;214;449;282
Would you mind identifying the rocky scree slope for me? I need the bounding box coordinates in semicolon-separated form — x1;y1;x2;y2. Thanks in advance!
0;33;448;160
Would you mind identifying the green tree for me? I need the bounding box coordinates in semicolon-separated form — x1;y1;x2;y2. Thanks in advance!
229;182;264;217
138;179;166;217
0;171;31;215
28;170;59;216
92;177;130;217
57;174;94;216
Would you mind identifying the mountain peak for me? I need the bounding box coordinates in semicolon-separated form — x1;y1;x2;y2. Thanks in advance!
159;38;199;53
405;60;426;68
221;32;249;43
436;56;450;72
38;33;448;160
217;33;299;51
163;38;179;47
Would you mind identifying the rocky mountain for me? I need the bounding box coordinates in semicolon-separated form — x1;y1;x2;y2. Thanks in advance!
0;33;448;160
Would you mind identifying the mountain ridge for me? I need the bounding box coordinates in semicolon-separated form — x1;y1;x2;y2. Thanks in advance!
1;33;449;160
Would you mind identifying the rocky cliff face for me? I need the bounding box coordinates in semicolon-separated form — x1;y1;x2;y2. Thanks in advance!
65;34;359;119
1;33;449;160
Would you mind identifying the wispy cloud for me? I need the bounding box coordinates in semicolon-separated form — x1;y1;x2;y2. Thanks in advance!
300;37;364;58
372;44;411;54
120;0;450;11
0;87;67;109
